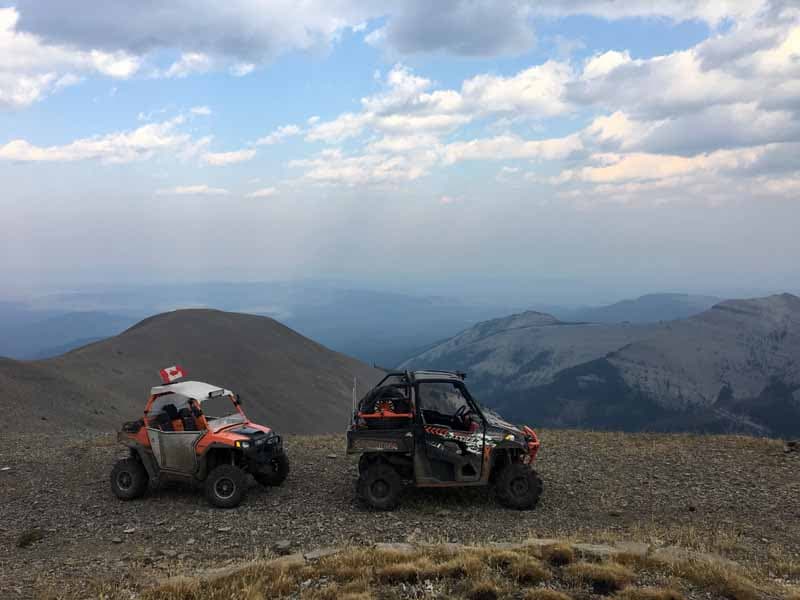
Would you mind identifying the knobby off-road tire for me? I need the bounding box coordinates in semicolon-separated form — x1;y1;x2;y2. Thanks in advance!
254;453;290;487
205;464;247;508
110;458;149;500
357;463;403;510
494;463;543;510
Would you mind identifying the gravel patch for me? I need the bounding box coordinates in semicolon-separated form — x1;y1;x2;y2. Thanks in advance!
0;430;798;598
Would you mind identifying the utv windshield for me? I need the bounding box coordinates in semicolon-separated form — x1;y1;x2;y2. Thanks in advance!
202;394;245;429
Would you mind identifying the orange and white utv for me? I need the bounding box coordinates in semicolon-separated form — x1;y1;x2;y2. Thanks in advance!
111;371;288;508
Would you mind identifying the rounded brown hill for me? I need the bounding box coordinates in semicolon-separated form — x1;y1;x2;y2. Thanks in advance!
0;309;382;433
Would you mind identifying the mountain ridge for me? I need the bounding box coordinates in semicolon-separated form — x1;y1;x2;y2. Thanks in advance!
403;293;800;436
0;308;381;433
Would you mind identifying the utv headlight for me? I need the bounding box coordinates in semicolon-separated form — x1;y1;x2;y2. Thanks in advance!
235;440;251;449
504;433;515;441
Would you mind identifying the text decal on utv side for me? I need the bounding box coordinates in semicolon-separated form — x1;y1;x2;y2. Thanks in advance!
111;367;289;508
346;370;543;510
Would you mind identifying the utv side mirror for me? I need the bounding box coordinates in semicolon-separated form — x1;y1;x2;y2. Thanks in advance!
236;394;243;405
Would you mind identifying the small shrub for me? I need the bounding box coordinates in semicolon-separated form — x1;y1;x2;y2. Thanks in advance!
510;558;552;585
542;544;575;567
375;558;436;583
523;589;573;600
468;581;501;600
615;587;684;600
670;560;759;600
566;562;635;595
16;528;44;548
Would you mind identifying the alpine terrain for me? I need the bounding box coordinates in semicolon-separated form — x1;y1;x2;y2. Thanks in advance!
402;294;800;436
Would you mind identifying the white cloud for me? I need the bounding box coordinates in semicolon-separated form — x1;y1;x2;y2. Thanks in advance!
190;105;212;116
442;133;583;165
290;147;437;185
155;184;230;196
158;52;212;79
439;195;462;205
556;146;770;185
532;1;771;26
306;62;574;145
0;116;190;163
230;62;255;77
461;60;573;117
246;186;278;198
0;7;141;108
256;124;302;145
202;148;257;166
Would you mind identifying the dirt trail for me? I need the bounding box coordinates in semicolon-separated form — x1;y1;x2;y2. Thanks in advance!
0;430;798;598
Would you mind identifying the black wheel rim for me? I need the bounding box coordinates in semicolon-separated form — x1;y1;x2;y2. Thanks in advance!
215;477;236;500
510;476;529;498
117;471;133;490
371;479;390;500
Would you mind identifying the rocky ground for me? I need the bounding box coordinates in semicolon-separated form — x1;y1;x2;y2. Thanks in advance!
1;430;798;599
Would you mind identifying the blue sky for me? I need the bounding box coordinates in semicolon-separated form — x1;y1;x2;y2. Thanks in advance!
1;1;798;303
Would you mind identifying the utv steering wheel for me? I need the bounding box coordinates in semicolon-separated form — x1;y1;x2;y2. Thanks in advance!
454;405;474;428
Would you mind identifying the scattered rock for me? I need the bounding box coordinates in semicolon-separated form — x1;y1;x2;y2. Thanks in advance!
186;538;196;545
16;528;44;548
523;538;562;548
304;547;341;561
784;441;798;453
123;527;136;534
326;454;338;459
217;526;232;532
111;537;123;544
614;541;651;557
375;542;414;553
572;543;619;560
273;540;293;555
1;467;10;472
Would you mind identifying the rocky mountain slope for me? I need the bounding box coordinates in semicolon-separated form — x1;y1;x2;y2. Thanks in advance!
551;293;721;324
402;294;800;436
0;309;381;433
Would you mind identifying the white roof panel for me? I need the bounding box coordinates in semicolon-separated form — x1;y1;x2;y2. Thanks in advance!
150;380;233;402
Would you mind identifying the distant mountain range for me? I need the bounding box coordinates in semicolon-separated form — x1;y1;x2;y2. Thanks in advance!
402;294;800;437
545;293;722;324
0;287;722;365
0;282;516;366
0;309;380;433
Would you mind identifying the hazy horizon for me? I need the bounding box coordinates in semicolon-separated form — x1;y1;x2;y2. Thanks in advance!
2;1;799;305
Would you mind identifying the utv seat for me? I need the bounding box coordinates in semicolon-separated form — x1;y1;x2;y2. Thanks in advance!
179;407;198;431
163;403;185;431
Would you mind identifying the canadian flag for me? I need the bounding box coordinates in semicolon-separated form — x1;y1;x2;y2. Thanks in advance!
159;365;186;384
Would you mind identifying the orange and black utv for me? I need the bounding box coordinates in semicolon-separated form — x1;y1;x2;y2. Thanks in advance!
112;376;289;508
347;370;542;510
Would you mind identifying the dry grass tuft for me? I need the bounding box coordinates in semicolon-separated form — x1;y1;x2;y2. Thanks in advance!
523;589;573;600
375;560;429;584
614;587;684;600
509;557;552;585
467;580;502;600
542;543;575;566
16;527;44;548
667;559;760;600
566;561;635;595
87;537;798;600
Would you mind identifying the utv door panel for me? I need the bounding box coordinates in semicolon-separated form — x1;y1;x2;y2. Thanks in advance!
147;429;204;473
419;425;484;483
414;381;485;485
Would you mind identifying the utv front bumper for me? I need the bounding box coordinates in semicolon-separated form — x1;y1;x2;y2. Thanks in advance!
242;433;285;464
